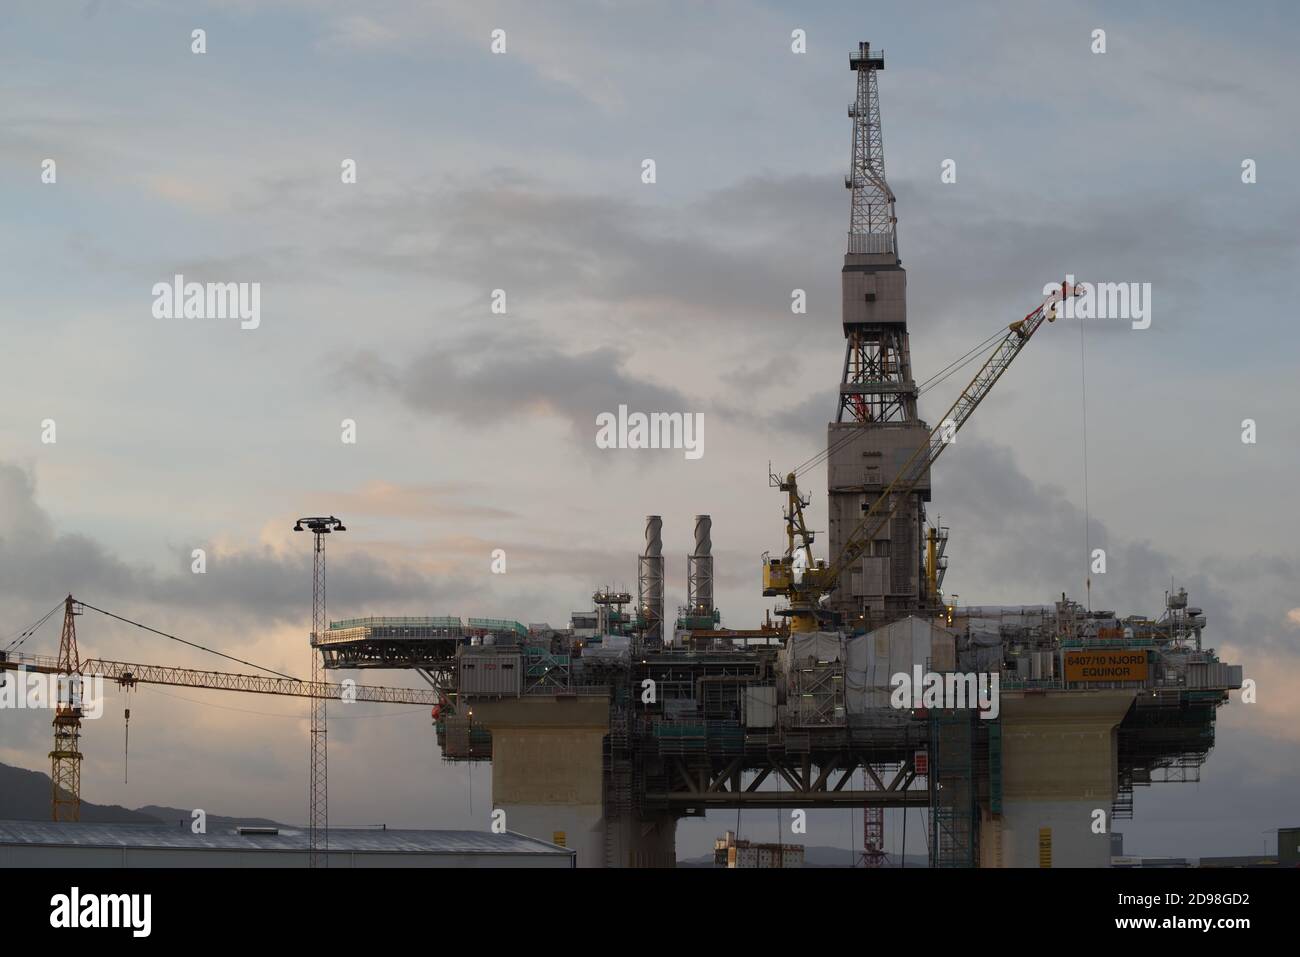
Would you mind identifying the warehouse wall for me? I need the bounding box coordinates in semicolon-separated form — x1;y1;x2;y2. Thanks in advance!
0;846;571;868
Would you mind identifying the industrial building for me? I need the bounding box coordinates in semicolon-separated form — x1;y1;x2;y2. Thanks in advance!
714;832;804;869
0;821;574;868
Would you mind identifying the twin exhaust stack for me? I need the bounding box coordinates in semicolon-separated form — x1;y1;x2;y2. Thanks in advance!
637;514;714;644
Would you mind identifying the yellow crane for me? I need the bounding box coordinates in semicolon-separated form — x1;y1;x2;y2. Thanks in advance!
764;281;1081;633
0;595;435;821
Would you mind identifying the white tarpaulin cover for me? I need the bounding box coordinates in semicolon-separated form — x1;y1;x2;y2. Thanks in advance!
780;632;843;671
778;619;957;713
846;617;958;712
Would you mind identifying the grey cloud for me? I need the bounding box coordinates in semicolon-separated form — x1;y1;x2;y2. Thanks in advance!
342;328;695;445
210;170;839;328
350;179;828;324
283;167;1296;391
342;323;835;451
720;354;801;391
755;389;836;440
896;182;1300;342
939;440;1183;609
103;158;1300;371
0;463;460;643
0;462;659;663
936;440;1296;663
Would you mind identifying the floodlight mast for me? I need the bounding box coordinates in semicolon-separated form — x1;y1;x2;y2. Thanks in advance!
293;515;345;868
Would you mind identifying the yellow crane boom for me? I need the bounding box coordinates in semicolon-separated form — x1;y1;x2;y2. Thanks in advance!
1;653;436;705
766;281;1080;633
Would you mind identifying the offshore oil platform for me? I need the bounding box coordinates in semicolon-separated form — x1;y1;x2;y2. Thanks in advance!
315;43;1242;867
0;41;1245;874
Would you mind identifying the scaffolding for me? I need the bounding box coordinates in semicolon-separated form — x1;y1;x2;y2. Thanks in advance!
1113;690;1216;819
788;659;846;727
929;709;977;867
861;766;887;867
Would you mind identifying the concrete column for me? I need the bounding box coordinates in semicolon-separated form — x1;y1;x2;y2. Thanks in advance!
469;695;676;868
986;689;1135;868
470;696;607;866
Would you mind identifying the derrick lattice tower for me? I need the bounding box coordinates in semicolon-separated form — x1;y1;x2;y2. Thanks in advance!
828;43;933;627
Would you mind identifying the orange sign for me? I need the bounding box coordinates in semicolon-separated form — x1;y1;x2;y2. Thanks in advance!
1064;650;1148;682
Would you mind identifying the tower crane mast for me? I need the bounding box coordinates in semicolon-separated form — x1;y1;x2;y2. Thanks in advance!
49;595;83;822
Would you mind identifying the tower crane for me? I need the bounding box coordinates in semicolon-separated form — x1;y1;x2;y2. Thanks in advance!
0;595;435;823
764;281;1082;634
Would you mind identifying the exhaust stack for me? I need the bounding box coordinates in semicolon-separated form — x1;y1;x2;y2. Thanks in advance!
687;514;714;621
638;515;664;644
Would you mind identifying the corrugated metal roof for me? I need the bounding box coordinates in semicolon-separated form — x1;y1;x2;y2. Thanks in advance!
0;821;569;856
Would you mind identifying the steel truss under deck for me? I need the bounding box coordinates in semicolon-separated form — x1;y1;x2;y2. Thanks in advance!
645;750;928;810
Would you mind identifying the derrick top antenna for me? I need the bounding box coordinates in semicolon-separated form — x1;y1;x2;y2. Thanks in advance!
845;40;898;261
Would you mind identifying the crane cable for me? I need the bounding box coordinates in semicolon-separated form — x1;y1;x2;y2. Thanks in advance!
124;683;131;784
916;326;1008;396
3;600;65;653
788;323;1009;481
76;600;299;681
137;684;429;719
1079;313;1092;611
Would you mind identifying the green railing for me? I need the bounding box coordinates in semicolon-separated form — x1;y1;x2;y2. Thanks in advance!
1059;638;1157;649
469;617;529;636
330;616;463;631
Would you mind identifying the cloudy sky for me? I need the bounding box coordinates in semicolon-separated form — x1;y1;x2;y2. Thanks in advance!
1;0;1297;861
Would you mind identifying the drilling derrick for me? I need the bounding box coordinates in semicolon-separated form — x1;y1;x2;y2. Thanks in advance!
829;42;932;630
